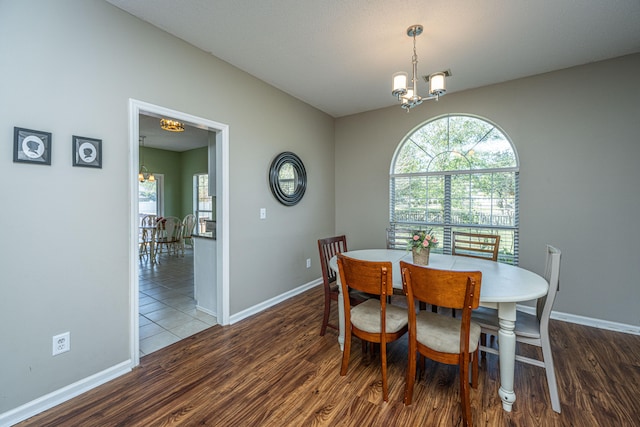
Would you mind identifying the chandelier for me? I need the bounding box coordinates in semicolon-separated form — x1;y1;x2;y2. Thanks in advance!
138;136;155;182
160;118;184;132
391;25;449;111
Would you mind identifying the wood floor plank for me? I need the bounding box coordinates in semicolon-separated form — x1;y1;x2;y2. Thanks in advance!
16;285;640;426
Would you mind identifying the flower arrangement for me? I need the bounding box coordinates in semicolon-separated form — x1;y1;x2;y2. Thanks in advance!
407;229;439;254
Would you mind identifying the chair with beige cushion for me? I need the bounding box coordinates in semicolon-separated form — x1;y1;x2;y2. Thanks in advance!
400;261;482;427
471;245;562;413
337;254;408;402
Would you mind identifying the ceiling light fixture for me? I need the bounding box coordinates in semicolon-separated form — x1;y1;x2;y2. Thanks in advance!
138;136;155;183
160;118;185;132
391;25;450;112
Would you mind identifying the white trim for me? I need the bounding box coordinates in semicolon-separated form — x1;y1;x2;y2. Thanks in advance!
128;99;231;370
229;279;323;325
0;361;131;427
196;305;217;318
516;304;640;335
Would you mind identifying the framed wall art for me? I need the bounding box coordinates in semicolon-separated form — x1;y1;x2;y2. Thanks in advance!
72;135;102;168
13;127;52;165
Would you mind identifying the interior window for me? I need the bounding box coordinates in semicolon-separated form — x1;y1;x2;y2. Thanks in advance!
390;114;520;264
194;174;213;233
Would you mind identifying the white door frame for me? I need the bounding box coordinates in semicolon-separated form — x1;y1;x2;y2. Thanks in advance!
128;99;230;366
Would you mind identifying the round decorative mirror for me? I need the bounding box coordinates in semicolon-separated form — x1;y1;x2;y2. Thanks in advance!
269;152;306;206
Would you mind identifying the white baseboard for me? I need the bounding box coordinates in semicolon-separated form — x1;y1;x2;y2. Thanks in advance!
229;278;322;324
516;304;640;335
0;360;132;427
196;305;217;318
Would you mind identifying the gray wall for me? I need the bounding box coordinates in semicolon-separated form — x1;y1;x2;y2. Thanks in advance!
0;0;335;413
335;53;640;326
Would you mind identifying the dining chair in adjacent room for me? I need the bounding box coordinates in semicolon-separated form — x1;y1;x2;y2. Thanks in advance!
471;245;562;413
337;254;409;402
154;216;184;259
182;214;197;250
400;261;482;427
452;231;501;261
139;214;156;260
317;235;369;336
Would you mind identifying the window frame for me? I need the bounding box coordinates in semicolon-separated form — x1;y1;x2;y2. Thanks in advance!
389;114;520;264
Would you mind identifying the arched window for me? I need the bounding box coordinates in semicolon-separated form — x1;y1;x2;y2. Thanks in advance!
390;114;520;264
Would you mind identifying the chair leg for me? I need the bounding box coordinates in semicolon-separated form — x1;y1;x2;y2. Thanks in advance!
381;340;388;402
541;333;561;413
480;333;487;359
319;294;331;336
340;330;352;376
404;349;417;405
471;349;479;388
459;355;472;427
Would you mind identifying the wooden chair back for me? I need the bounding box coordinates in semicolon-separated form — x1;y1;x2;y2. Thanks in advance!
337;254;393;300
400;262;482;313
318;235;348;289
537;245;561;324
182;214;197;238
452;231;500;261
386;226;420;250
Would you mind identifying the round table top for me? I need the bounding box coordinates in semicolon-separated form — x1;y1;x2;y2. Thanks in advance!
330;249;548;303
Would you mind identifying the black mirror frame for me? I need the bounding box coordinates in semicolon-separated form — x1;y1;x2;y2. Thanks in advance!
269;151;307;206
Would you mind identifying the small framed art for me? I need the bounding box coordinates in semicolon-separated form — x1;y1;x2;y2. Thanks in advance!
13;127;52;165
72;135;102;168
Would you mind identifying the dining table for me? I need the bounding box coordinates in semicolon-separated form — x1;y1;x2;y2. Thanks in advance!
329;248;549;412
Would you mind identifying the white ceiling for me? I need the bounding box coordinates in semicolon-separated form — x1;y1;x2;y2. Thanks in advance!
139;114;209;152
116;0;640;146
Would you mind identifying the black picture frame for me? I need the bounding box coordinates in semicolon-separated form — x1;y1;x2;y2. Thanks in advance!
72;135;102;168
13;127;52;165
269;151;307;206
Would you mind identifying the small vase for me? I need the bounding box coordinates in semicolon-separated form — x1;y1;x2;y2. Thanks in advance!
412;247;430;266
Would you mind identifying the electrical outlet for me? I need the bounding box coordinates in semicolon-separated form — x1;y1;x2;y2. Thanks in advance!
260;208;267;219
52;332;70;356
306;258;311;268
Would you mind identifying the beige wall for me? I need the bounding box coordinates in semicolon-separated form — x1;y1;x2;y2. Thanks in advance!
335;53;640;326
0;0;335;414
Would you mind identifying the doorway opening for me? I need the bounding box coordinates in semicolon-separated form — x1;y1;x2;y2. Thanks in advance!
128;99;229;366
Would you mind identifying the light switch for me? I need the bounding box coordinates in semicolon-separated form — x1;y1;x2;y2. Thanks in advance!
260;208;267;219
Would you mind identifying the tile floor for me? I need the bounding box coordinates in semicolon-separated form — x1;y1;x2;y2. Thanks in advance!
138;246;217;356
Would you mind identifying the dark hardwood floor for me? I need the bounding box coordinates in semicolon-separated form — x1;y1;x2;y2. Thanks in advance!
17;286;640;426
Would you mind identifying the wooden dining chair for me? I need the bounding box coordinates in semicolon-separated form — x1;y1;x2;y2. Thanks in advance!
337;254;408;402
317;236;370;336
139;214;156;259
182;214;197;250
154;216;183;259
471;245;562;413
452;231;501;261
400;261;482;427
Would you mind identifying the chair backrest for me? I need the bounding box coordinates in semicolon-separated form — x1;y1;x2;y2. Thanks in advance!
141;214;156;227
536;245;562;324
337;254;394;298
182;214;197;238
387;226;423;250
400;262;482;311
157;216;183;241
318;235;348;287
452;231;500;261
